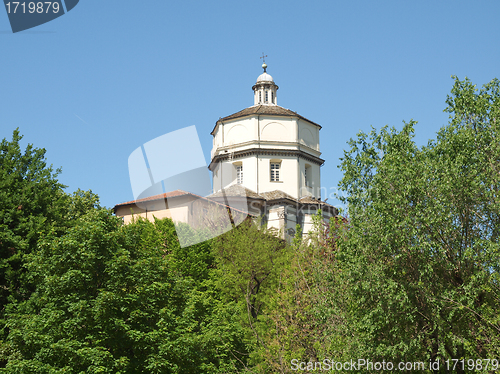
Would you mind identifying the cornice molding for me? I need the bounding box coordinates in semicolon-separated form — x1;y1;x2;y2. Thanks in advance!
214;140;321;156
209;147;325;170
208;195;338;215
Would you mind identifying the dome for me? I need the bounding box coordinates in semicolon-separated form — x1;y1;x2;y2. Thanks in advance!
257;72;274;83
252;63;278;106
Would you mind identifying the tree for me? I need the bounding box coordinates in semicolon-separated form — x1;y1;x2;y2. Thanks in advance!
211;219;290;371
0;130;67;323
1;211;248;373
335;76;500;370
254;214;349;374
0;130;101;343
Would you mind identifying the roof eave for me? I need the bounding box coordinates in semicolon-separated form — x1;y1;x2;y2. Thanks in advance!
211;105;322;135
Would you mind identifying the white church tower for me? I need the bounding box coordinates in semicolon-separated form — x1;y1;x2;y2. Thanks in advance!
114;61;337;240
209;62;323;200
208;61;337;238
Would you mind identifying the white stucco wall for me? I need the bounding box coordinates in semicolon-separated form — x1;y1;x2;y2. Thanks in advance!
212;115;320;153
211;113;322;200
256;155;298;197
297;158;321;198
115;205;189;225
298;118;320;152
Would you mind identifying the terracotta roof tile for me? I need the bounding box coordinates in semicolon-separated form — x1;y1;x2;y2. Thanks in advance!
114;190;188;207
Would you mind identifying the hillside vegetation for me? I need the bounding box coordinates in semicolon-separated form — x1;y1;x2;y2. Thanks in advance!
0;77;498;373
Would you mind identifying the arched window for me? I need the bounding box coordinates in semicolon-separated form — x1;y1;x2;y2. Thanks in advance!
265;90;268;103
259;91;262;103
271;92;274;104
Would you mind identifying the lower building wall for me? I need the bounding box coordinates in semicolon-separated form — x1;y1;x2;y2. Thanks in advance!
115;205;189;225
116;199;336;243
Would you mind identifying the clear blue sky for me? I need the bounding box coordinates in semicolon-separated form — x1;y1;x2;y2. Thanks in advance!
1;1;499;211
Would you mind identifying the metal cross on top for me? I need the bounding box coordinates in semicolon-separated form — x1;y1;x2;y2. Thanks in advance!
260;53;268;63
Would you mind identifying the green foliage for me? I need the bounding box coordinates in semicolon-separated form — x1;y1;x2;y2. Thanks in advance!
64;189;101;222
211;220;290;371
208;214;350;373
334;76;500;369
0;130;101;350
1;211;249;373
2;77;498;372
267;212;349;373
0;129;67;313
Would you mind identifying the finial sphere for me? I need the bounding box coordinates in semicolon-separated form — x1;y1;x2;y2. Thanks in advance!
262;63;267;69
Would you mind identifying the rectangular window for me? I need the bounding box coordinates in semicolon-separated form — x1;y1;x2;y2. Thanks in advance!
270;162;280;181
236;165;243;184
265;91;268;103
305;165;311;187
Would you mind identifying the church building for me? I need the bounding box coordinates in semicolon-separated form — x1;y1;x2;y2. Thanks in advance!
114;62;337;240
